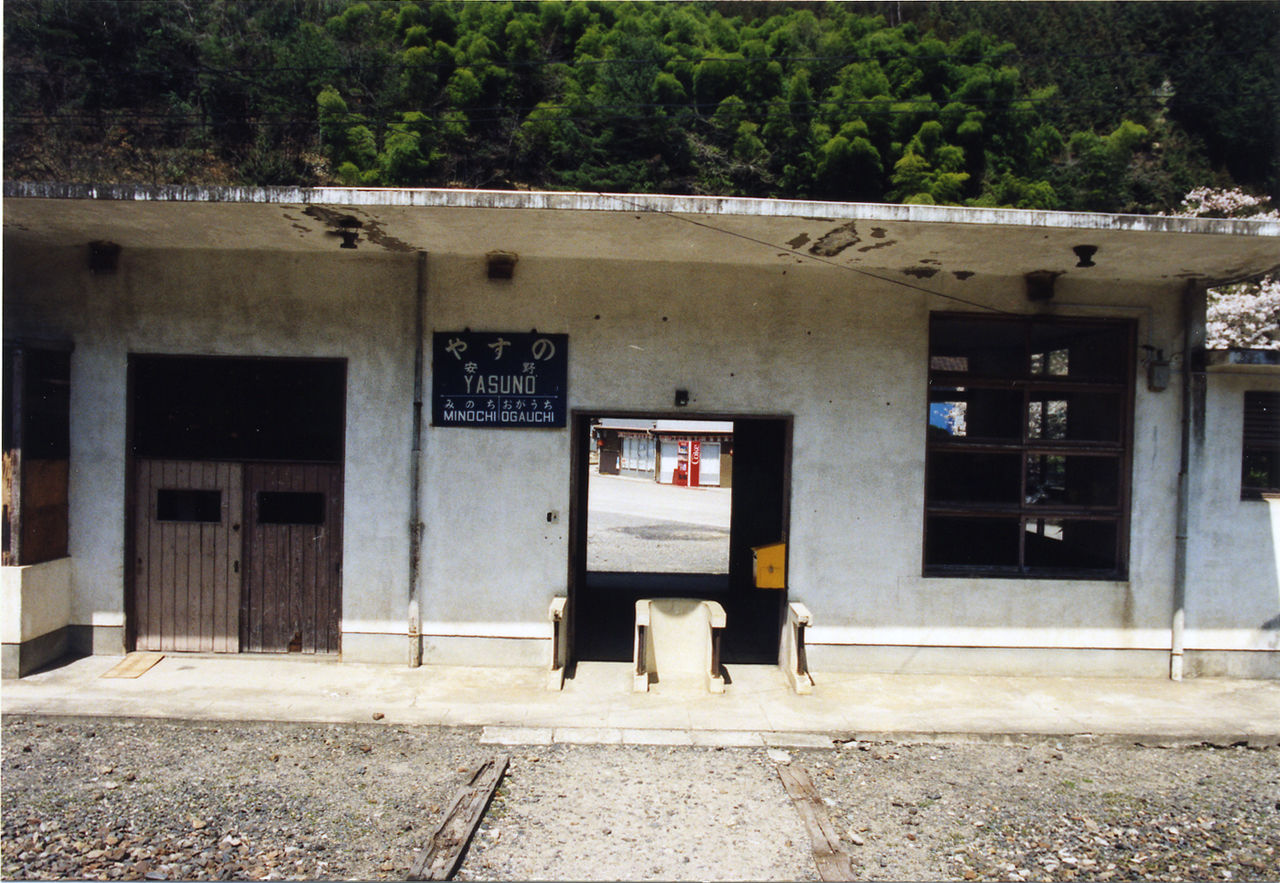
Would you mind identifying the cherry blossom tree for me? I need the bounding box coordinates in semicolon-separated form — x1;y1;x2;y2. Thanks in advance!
1170;187;1279;351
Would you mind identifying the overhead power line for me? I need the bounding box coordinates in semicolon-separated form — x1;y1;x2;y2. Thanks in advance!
606;194;1019;316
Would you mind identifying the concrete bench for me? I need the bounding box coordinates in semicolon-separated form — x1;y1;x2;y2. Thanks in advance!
780;601;814;694
633;598;726;693
547;596;568;691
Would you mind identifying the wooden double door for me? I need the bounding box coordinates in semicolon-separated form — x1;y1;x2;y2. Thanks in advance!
132;459;342;654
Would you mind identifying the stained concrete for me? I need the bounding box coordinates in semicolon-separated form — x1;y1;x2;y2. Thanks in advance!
3;655;1277;745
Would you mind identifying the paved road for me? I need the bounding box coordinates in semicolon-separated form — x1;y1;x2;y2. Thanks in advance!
587;472;731;527
586;473;730;572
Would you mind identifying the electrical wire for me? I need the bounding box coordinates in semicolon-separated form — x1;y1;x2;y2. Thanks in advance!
603;193;1021;316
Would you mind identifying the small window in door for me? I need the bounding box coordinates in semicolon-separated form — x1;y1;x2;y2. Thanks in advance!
258;491;326;525
157;489;222;523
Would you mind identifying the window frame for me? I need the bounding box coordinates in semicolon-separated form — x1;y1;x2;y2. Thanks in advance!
1241;390;1280;500
924;313;1136;580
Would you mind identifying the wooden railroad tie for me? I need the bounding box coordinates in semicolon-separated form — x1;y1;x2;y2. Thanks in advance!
775;760;855;882
408;754;509;881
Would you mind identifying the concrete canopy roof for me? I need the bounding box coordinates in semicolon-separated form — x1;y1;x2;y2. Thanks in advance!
4;183;1278;285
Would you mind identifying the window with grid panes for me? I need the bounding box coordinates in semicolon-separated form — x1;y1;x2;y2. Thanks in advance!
1242;391;1280;499
925;314;1135;578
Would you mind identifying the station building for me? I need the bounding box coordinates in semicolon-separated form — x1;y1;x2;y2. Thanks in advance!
3;183;1277;680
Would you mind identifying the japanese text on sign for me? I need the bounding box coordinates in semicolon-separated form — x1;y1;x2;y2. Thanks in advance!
432;331;567;428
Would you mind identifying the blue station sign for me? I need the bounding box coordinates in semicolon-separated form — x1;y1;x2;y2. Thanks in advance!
431;331;568;428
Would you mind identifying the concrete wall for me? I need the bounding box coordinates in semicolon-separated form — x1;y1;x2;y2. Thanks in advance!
1;557;72;677
1185;370;1280;677
420;253;1190;674
4;245;418;662
7;239;1272;676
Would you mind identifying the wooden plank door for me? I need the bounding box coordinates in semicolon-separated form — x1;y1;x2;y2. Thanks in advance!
133;459;242;652
242;463;342;654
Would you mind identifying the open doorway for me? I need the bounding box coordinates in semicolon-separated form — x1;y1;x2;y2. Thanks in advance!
588;418;733;574
570;413;790;664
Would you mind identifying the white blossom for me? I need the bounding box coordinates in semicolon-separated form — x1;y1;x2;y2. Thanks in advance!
1206;276;1280;351
1166;187;1279;350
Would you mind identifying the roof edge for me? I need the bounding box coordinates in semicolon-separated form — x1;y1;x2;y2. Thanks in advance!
5;182;1278;238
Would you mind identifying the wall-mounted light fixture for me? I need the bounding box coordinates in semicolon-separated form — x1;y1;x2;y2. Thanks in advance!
487;251;518;280
1073;245;1098;268
674;389;689;407
1025;270;1061;302
88;240;121;273
335;216;362;249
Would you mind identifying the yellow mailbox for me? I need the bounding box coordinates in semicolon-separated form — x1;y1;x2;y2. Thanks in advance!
752;542;786;589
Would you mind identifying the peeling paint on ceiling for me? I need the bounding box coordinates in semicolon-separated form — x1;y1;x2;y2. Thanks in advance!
809;221;861;257
857;240;896;252
903;266;940;279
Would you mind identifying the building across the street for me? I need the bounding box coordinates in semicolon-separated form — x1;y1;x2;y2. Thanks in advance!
594;418;733;486
3;183;1277;680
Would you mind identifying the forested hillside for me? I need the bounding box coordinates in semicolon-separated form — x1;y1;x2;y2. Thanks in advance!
4;1;1277;213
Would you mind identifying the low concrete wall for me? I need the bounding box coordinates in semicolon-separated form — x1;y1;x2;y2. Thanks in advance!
806;643;1170;679
2;557;73;677
1184;650;1280;679
420;635;548;668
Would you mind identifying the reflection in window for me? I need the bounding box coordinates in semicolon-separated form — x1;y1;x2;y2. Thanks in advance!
925;314;1133;577
1031;348;1070;376
1027;399;1069;439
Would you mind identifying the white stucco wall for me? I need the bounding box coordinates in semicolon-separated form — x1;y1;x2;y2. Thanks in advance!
1187;371;1280;659
4;246;418;655
420;253;1189;669
9;236;1269;675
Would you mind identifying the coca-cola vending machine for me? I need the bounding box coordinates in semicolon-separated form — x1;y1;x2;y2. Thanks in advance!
674;440;689;486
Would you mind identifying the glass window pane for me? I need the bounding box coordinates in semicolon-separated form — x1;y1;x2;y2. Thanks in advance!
928;451;1021;505
926;516;1020;567
1030;323;1129;381
1242;448;1279;494
1026;455;1120;506
1028;391;1124;442
1023;518;1119;571
1242;392;1280;496
928;400;969;438
930;386;1023;441
930;317;1025;378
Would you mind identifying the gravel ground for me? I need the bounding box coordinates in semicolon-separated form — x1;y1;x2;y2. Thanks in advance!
3;715;1279;882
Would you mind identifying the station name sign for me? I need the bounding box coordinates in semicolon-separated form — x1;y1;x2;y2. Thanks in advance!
431;331;567;428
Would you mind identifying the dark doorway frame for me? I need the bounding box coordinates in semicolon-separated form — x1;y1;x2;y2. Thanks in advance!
124;354;348;654
568;410;792;665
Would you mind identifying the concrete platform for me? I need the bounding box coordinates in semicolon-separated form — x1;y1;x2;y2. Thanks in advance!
2;654;1278;745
